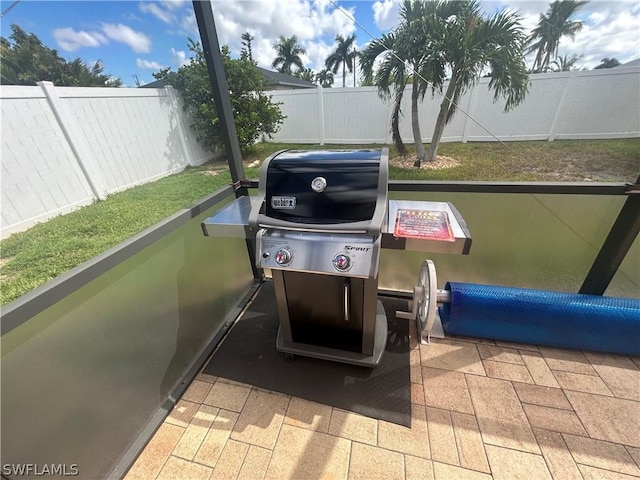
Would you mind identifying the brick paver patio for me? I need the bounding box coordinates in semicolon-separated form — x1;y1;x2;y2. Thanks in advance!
126;312;640;479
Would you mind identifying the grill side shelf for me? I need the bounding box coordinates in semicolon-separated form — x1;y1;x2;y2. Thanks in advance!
201;197;473;256
201;195;256;238
382;200;472;255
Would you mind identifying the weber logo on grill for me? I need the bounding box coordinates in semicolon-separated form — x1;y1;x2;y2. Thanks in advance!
271;196;296;209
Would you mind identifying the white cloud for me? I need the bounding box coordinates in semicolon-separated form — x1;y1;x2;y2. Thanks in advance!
170;48;189;67
52;23;153;55
303;39;334;74
253;37;277;69
161;0;187;10
139;2;176;24
566;9;640;67
180;11;198;35
138;1;198;37
52;28;107;52
101;23;152;53
136;58;165;70
205;0;358;74
588;11;607;24
372;0;400;32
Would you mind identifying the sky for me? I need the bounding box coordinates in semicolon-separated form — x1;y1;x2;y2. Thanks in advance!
1;0;639;87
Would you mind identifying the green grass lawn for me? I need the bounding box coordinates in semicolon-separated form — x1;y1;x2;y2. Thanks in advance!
1;139;638;305
0;166;259;305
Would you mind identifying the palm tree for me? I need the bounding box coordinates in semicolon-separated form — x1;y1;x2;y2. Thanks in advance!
315;69;334;88
428;1;529;163
350;48;362;87
550;53;583;71
271;36;306;75
325;34;356;88
362;0;529;165
527;0;588;73
294;67;315;82
60;59;122;87
361;1;450;160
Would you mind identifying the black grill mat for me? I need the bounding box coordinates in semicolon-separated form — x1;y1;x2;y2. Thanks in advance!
202;281;412;427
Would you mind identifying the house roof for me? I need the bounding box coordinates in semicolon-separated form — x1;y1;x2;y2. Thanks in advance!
620;58;640;68
257;67;316;89
139;68;316;90
139;79;167;88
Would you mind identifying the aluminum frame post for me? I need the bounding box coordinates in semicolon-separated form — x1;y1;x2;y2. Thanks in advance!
192;0;246;193
580;175;640;295
192;0;260;280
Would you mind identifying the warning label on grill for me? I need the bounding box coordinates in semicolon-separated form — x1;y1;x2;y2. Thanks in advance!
394;209;455;241
271;196;296;209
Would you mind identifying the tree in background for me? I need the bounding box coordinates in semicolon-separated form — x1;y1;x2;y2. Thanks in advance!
363;0;529;166
315;69;334;87
350;48;362;87
361;29;413;157
59;58;121;87
0;24;122;86
429;1;529;164
241;32;254;62
527;0;587;73
594;57;620;69
155;39;284;153
293;67;315;83
271;35;306;75
550;53;583;71
325;34;357;88
361;0;440;159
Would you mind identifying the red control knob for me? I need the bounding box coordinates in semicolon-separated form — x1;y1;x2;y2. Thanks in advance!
275;249;292;266
333;254;351;271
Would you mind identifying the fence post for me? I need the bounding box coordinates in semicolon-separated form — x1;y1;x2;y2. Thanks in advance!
317;86;325;145
165;86;194;166
38;81;107;200
548;71;572;142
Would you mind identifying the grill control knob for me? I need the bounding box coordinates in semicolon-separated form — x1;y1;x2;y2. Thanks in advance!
333;254;351;271
275;248;292;266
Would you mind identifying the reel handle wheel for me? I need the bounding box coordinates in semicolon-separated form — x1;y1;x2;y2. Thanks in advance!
396;259;450;336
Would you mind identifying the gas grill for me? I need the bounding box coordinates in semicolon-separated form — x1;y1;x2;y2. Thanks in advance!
248;149;389;366
202;148;472;367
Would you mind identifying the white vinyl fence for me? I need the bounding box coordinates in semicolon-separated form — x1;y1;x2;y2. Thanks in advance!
1;83;213;238
269;67;640;145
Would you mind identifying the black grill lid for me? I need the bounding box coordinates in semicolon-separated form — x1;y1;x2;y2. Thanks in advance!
251;149;389;235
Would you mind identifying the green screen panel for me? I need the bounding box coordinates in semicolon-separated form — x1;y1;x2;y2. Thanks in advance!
381;192;625;295
605;234;640;299
1;201;254;478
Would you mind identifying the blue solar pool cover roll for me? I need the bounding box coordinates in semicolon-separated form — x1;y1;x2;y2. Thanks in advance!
439;282;640;356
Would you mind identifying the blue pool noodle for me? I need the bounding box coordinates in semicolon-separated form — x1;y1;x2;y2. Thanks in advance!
439;282;640;356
